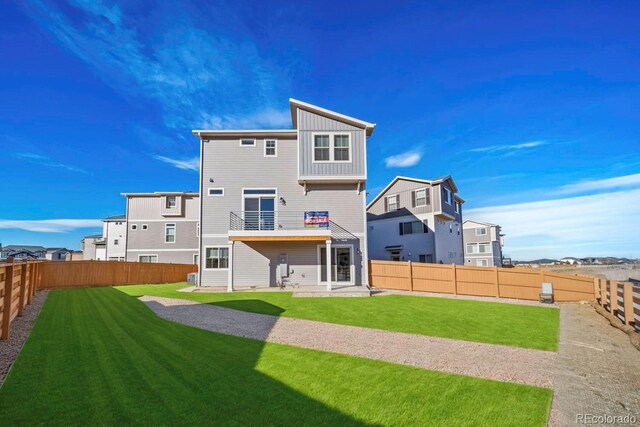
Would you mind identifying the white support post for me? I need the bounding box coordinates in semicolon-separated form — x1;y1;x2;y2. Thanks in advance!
326;239;332;291
227;241;234;292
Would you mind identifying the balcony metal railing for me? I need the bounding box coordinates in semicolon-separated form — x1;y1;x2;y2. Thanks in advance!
230;211;330;231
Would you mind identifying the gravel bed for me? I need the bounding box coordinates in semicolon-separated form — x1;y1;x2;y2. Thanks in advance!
0;290;49;387
548;302;640;426
140;295;556;387
373;289;559;308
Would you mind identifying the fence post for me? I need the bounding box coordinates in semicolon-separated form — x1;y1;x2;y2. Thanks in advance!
593;277;599;300
610;281;618;316
494;266;500;298
408;261;413;292
27;262;34;303
18;263;27;316
601;279;608;309
452;263;457;296
1;260;15;340
623;283;634;326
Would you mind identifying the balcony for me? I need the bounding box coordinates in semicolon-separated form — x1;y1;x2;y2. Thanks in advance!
229;211;332;242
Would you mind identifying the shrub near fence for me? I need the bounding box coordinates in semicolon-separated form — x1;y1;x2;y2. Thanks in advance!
38;260;198;290
369;260;596;302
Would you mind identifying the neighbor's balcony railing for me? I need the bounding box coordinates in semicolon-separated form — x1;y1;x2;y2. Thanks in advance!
230;211;330;231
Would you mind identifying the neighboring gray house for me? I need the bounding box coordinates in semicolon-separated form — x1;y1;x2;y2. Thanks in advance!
1;245;47;261
102;215;127;261
81;235;104;260
193;98;375;290
367;176;464;264
463;220;504;267
123;192;199;264
46;247;71;261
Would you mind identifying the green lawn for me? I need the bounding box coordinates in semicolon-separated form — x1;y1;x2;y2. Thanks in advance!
118;283;560;351
0;288;551;426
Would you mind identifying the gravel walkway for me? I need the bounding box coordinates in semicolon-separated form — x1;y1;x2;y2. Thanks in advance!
140;295;556;387
0;290;49;386
549;303;640;426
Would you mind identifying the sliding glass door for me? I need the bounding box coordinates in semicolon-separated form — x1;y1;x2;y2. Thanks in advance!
320;246;352;283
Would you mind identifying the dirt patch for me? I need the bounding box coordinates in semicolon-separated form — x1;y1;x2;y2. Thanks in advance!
0;290;49;387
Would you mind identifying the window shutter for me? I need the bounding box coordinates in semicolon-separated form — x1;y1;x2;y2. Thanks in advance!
399;223;404;235
423;220;428;233
411;191;416;207
384;197;388;212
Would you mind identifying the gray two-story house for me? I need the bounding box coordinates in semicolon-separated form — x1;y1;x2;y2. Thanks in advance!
367;176;464;264
193;99;375;290
122;192;199;264
463;220;505;267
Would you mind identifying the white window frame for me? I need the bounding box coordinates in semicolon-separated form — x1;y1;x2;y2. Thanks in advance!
312;132;352;163
166;196;177;209
475;227;487;236
142;224;148;230
443;187;452;205
414;188;428;207
455;200;460;213
131;224;138;230
466;243;476;254
114;239;119;245
193;253;199;265
386;194;398;212
478;243;491;253
138;254;158;263
165;223;176;244
476;259;489;267
264;139;277;157
203;246;230;270
316;244;355;286
239;138;256;147
208;188;224;197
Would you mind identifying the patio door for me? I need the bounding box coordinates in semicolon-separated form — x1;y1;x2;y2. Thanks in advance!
243;194;275;230
320;246;352;283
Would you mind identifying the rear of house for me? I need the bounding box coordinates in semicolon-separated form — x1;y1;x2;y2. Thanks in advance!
367;176;464;264
463;220;504;267
123;192;199;264
194;98;374;290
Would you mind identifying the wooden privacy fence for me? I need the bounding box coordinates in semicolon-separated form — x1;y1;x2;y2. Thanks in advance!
1;261;41;340
369;261;596;302
38;261;198;290
594;277;639;331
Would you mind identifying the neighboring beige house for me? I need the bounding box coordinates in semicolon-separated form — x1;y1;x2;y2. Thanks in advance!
81;235;105;260
123;192;199;264
367;176;464;264
462;220;504;267
193;98;375;290
45;248;71;261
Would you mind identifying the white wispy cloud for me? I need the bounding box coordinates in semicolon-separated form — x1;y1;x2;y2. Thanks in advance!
465;188;640;259
553;173;640;195
14;152;88;174
21;0;290;143
154;155;199;172
0;219;102;233
384;150;423;168
469;141;546;153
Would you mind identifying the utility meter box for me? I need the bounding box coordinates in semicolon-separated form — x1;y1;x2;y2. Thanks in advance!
278;254;289;278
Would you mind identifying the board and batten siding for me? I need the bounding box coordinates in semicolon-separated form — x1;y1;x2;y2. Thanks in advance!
368;180;435;216
298;109;366;178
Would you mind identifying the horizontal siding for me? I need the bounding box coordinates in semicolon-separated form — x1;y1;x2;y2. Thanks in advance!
128;195;199;220
127;221;198;250
368;180;435;216
126;250;198;265
298;109;366;177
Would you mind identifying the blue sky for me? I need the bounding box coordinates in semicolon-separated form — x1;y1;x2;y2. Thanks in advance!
1;0;639;259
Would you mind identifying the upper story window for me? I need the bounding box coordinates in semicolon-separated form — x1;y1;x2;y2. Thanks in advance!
240;139;256;146
131;224;137;230
208;188;224;196
399;220;428;235
333;135;350;161
475;227;487;236
313;135;330;161
165;223;176;243
313;134;351;162
443;187;452;205
264;139;277;157
385;195;399;212
455;201;461;213
166;196;177;209
114;239;119;245
142;224;148;230
413;188;429;207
